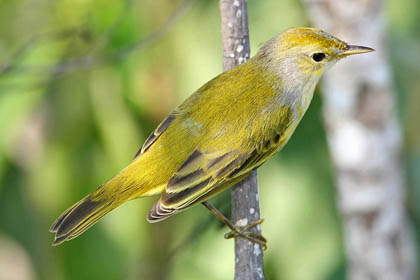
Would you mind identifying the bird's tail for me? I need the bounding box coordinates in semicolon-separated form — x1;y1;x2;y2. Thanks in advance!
49;164;146;246
49;194;122;246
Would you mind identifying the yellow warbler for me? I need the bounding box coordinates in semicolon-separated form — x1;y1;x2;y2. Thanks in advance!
50;27;373;245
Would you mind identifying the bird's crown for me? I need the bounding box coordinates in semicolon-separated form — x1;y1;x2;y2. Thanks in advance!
280;27;348;52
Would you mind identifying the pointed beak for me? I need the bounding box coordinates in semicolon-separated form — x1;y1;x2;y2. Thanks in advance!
340;45;375;56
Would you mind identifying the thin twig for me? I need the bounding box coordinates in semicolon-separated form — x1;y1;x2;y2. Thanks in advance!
0;0;194;79
0;27;87;75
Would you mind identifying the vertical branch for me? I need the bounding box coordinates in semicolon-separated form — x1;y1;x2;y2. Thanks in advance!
219;1;265;279
231;171;265;279
303;0;418;279
219;0;250;71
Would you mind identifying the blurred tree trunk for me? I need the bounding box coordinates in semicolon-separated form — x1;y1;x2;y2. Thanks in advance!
303;0;418;279
219;0;265;279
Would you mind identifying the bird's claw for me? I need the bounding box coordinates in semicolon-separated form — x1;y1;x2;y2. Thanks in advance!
224;219;267;250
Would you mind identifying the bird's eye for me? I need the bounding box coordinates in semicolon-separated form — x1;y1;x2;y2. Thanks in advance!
311;53;326;62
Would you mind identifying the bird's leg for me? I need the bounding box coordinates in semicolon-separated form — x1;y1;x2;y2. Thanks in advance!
202;201;267;250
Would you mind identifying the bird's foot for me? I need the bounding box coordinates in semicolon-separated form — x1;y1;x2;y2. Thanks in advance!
202;201;267;250
224;219;267;250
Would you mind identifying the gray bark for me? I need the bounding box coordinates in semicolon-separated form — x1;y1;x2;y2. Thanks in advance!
219;0;265;279
303;0;418;279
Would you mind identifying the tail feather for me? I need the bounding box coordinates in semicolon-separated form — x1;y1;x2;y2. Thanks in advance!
50;163;150;245
50;196;117;246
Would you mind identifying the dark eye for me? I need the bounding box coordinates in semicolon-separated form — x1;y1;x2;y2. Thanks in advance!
312;53;326;62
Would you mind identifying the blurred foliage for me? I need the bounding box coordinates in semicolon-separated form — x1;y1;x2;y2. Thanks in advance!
0;0;418;279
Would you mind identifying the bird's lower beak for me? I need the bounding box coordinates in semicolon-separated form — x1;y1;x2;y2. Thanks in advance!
341;45;375;56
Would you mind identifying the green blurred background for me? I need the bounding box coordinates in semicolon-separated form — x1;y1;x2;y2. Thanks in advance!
0;0;419;279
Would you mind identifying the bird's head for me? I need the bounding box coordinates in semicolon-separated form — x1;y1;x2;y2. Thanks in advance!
256;27;374;84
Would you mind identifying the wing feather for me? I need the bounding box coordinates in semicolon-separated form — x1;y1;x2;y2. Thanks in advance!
133;113;177;159
145;98;294;222
147;143;276;222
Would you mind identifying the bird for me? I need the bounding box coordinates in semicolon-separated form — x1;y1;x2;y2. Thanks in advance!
50;27;374;246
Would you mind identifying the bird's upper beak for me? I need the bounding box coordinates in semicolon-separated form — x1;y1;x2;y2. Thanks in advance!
340;45;375;57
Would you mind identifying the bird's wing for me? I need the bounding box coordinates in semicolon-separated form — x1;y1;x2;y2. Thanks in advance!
147;128;284;222
133;112;179;159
